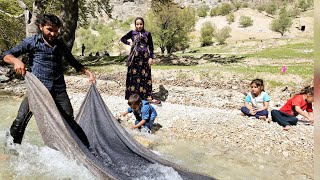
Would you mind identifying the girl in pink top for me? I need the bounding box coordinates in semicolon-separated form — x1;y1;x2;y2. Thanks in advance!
271;86;314;131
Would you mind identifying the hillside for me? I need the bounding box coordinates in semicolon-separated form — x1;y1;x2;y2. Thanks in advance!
75;1;314;56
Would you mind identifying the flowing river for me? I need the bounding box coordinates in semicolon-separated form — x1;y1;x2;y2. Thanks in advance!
0;91;311;180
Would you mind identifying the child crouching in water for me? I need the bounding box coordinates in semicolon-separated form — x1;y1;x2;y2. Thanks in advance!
121;94;157;133
241;79;270;120
271;86;314;131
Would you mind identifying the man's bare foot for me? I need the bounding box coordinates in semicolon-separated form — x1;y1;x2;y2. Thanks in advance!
259;116;267;121
240;112;245;116
283;125;290;131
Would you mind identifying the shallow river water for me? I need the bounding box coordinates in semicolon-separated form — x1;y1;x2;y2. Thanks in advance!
0;91;311;180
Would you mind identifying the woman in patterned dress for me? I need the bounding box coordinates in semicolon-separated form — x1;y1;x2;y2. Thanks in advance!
121;17;160;104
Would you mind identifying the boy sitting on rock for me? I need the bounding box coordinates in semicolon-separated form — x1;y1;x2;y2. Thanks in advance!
121;94;157;133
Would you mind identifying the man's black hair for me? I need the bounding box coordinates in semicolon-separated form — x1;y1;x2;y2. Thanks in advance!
37;14;62;27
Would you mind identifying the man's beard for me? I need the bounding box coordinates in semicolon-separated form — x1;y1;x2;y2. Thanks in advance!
42;33;58;44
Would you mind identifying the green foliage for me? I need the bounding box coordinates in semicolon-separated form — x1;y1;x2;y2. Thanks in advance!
265;3;277;15
0;15;25;52
270;8;292;36
297;0;313;11
200;22;215;46
0;0;31;15
78;0;113;26
239;16;253;28
242;2;249;8
257;4;266;13
197;5;210;17
226;13;235;24
147;0;196;54
232;1;242;10
287;5;301;17
214;26;231;45
119;17;136;30
219;3;233;16
75;22;116;55
209;7;219;17
247;42;313;59
0;1;33;52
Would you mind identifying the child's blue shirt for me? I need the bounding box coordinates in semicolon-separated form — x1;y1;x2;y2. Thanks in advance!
128;100;157;122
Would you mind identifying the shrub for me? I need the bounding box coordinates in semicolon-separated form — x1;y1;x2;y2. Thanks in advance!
232;1;242;10
265;3;277;15
210;7;219;16
200;21;215;46
239;16;253;28
257;4;266;13
242;2;249;8
287;5;301;18
219;3;233;16
214;26;231;45
226;13;235;24
297;0;313;11
197;5;210;17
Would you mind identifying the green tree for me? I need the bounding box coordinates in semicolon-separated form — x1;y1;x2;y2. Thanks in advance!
75;23;116;54
265;3;277;15
219;3;233;16
239;16;253;28
200;21;215;46
147;0;195;54
270;8;292;36
0;0;30;51
0;0;112;50
214;26;231;45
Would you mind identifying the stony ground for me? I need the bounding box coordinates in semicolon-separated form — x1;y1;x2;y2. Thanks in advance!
64;62;313;179
0;58;314;179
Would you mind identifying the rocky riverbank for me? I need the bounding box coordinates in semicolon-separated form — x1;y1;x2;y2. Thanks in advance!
0;62;314;179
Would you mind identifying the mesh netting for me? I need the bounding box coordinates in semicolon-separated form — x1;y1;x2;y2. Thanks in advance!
25;72;214;180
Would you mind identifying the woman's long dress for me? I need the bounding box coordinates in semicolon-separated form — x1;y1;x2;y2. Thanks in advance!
121;30;155;100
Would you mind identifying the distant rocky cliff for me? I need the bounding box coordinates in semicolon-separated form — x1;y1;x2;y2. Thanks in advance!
110;0;221;21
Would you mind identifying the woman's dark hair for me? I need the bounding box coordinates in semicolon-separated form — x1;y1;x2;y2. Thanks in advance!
134;17;144;28
128;94;142;106
251;79;264;91
298;86;314;95
37;14;62;27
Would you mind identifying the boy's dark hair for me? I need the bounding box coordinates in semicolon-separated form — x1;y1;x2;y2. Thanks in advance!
298;86;314;95
251;79;264;91
38;14;62;27
128;94;142;106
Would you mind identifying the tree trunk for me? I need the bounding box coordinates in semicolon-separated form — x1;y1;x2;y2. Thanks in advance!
17;0;44;37
60;0;79;50
160;46;165;54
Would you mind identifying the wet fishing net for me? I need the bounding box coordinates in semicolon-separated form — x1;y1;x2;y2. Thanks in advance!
25;72;214;180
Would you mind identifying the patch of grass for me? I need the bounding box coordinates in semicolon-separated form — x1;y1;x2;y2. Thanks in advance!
267;80;288;88
184;45;232;55
177;72;188;79
246;42;314;59
223;64;313;77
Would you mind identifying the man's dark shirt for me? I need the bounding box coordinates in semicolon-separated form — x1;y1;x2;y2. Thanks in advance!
2;34;84;93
